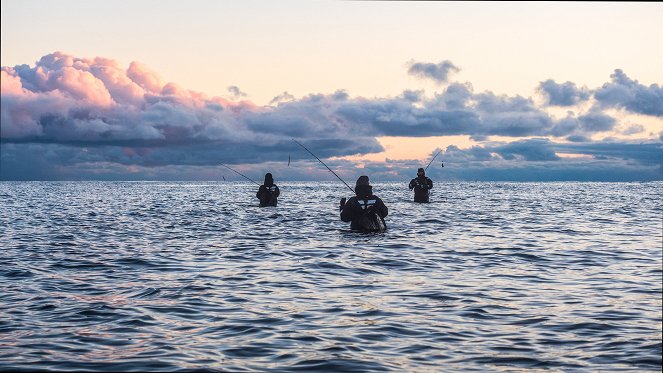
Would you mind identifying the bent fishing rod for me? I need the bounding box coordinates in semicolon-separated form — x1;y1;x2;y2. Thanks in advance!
292;139;355;193
220;163;261;186
425;149;443;171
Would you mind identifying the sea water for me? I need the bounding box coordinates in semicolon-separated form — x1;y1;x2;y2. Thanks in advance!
1;181;661;372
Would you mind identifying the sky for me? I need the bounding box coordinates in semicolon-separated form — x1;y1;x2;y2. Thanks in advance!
1;0;662;182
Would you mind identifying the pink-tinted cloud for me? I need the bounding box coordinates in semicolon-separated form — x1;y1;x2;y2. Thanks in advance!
15;52;115;107
1;52;660;181
1;51;266;144
127;61;163;94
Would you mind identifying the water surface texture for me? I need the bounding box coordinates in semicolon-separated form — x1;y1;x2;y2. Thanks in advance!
1;181;661;372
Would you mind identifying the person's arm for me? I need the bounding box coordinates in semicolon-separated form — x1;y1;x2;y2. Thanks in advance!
256;186;264;199
408;179;415;190
340;197;356;222
428;178;433;189
274;185;280;198
376;197;388;218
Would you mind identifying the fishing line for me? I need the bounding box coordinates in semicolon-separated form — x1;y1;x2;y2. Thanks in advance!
220;163;261;186
292;139;354;193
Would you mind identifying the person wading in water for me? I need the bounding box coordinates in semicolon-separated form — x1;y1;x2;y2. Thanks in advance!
256;173;280;207
409;167;433;203
340;176;388;231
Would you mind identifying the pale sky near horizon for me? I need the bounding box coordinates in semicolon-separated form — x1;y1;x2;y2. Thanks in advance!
1;0;662;181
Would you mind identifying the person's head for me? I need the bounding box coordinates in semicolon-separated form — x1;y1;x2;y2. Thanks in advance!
264;173;273;186
417;168;425;177
355;175;372;197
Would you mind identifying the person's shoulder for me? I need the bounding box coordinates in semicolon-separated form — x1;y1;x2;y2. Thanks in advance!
347;196;362;205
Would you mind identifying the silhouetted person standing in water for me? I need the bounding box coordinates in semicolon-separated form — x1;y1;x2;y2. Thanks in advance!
409;167;433;203
340;176;388;231
256;173;280;207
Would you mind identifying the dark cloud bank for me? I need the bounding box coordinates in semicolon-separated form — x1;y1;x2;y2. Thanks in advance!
1;53;661;181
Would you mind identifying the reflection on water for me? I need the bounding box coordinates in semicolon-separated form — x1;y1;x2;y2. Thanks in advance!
0;181;661;371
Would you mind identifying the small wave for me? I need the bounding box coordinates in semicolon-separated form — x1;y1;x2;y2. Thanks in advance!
1;269;34;279
462;355;563;369
287;358;391;372
129;287;161;299
224;345;276;358
510;317;550;325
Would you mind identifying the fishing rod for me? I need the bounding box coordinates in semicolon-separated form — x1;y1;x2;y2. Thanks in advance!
424;149;443;171
292;139;355;193
220;163;261;186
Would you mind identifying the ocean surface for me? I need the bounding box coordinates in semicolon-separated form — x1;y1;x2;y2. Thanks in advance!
1;181;661;372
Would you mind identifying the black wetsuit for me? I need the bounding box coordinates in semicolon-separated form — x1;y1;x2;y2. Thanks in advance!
256;174;280;207
409;176;433;203
340;185;388;231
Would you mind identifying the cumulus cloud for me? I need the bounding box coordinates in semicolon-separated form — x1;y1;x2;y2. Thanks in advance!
538;79;591;106
126;61;163;93
407;59;460;84
1;52;661;181
578;110;616;133
594;69;663;117
400;89;425;103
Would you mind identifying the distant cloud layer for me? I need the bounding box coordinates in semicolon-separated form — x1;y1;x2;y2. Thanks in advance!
1;53;661;181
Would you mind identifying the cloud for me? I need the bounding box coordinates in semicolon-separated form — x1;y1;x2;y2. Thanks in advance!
126;61;163;93
2;52;661;181
336;139;662;182
493;138;561;161
227;85;247;99
269;91;295;105
622;124;644;135
443;144;495;162
594;69;663;117
400;89;425;103
473;92;554;137
538;79;591;106
566;134;590;143
434;83;473;110
2;52;651;147
437;138;661;169
554;141;663;168
407;59;460;84
577;110;616;133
